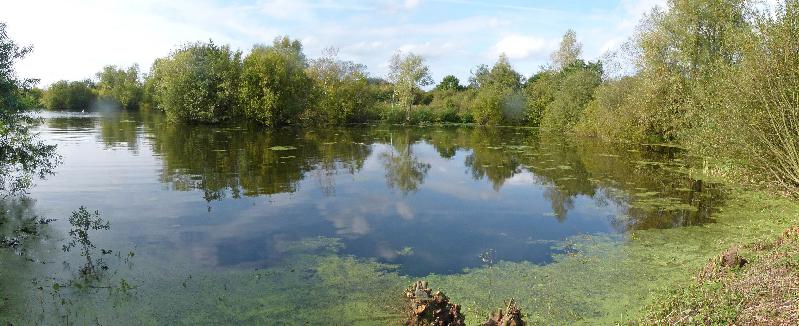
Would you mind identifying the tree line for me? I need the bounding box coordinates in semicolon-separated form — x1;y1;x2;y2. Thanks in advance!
27;0;799;195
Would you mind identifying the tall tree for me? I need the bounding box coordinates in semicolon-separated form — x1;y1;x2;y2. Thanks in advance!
551;29;583;70
387;51;433;121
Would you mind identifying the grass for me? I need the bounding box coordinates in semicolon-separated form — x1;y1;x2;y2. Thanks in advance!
641;227;799;325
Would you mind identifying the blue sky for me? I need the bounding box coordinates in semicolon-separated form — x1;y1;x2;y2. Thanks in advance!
3;0;665;86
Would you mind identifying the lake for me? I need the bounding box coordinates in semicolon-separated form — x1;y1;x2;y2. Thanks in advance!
0;111;724;324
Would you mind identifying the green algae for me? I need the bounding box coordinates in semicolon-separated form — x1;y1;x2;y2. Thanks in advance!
2;190;798;325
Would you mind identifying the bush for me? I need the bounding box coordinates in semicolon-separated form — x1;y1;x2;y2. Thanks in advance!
95;65;143;110
575;76;649;142
709;1;799;195
305;48;374;124
472;86;505;125
149;41;241;123
42;80;96;111
240;37;312;127
539;61;602;133
524;71;557;127
428;88;475;123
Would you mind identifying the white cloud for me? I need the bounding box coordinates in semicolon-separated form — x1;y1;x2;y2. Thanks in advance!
398;41;459;59
379;0;423;12
404;0;422;9
4;0;278;86
259;0;315;20
489;35;554;60
2;0;674;87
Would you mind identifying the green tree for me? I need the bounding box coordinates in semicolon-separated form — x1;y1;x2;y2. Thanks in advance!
540;60;603;133
633;0;750;140
41;80;96;111
0;21;59;197
387;51;433;121
95;64;143;110
239;36;313;127
471;54;524;125
524;71;557;127
305;47;373;124
149;41;241;123
435;75;463;91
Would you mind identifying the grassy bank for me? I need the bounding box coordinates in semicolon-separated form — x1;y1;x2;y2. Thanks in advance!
641;226;799;324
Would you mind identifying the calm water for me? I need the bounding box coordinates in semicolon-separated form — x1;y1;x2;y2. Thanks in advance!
28;111;719;274
1;110;723;324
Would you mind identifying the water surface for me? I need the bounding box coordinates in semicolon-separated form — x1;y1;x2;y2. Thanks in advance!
1;111;723;324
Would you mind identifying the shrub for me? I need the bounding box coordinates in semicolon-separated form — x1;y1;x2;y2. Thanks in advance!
42;80;96;111
240;37;312;127
305;48;374;124
575;76;649;142
95;65;143;110
149;41;241;123
539;61;602;133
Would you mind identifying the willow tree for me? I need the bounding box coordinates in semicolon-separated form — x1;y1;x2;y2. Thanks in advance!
387;51;433;122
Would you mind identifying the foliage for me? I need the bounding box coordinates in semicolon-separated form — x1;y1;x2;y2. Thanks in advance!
539;60;603;133
0;21;59;197
240;36;313;127
149;41;241;123
95;64;143;110
305;47;374;124
62;206;111;277
435;75;464;91
523;71;557;127
471;54;524;125
550;29;582;70
41;80;96;111
388;51;433;121
698;0;799;195
575;76;649;142
427;88;476;123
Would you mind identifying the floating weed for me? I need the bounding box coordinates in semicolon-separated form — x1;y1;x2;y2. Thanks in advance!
634;191;661;197
268;146;297;151
397;247;414;257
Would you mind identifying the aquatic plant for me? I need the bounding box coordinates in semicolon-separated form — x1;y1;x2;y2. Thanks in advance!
62;206;111;278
